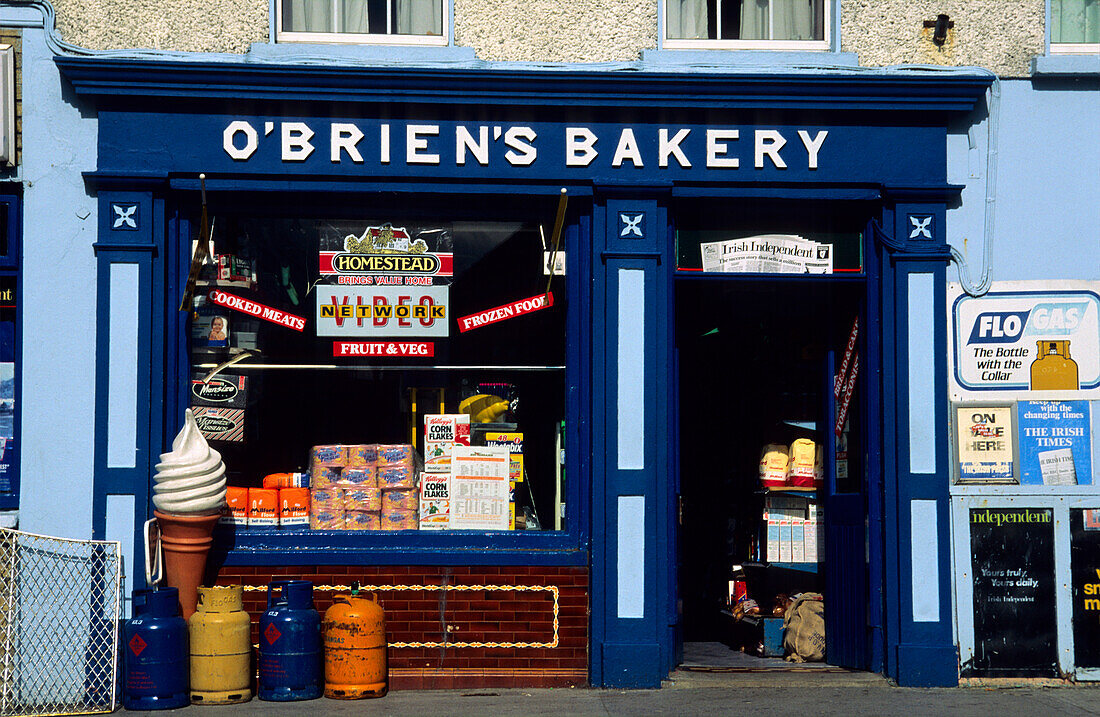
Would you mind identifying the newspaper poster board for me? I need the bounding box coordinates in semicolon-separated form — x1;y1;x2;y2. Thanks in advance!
949;281;1100;401
700;234;833;274
448;446;511;531
967;507;1058;677
954;404;1017;483
1017;400;1093;486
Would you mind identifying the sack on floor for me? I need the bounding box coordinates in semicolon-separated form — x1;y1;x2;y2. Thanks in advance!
783;592;825;662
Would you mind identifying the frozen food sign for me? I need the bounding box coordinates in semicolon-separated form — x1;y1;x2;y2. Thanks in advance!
949;282;1100;399
316;286;448;337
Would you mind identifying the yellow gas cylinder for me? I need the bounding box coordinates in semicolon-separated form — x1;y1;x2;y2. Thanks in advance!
323;592;387;699
1031;340;1079;390
188;585;252;705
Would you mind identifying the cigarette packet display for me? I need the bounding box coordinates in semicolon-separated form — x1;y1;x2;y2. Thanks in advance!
346;444;378;468
378;463;416;489
310;510;345;530
419;473;450;530
263;472;309;489
222;486;249;526
311;487;346;512
310;465;339;490
382;488;418;512
335;467;377;488
279;487;310;528
248;488;279;528
376;444;415;466
380;509;417;531
343;487;382;512
311;445;347;468
345;511;380;531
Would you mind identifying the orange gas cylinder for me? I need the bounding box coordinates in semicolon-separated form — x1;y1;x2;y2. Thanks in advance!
322;593;387;699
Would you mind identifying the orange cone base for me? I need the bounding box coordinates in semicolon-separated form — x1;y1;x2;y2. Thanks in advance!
154;510;221;620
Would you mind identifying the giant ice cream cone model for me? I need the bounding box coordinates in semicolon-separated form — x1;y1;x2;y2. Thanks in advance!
153;409;227;619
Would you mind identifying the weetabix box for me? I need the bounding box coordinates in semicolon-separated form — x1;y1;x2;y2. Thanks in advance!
418;472;450;530
423;414;471;472
779;519;793;563
805;518;819;563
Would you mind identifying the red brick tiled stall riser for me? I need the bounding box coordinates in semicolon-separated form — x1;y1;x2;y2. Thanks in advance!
214;565;589;689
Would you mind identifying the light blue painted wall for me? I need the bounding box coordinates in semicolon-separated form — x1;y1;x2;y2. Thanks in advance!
948;78;1100;284
18;23;98;539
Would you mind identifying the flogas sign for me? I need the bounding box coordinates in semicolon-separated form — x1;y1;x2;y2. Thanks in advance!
950;282;1100;399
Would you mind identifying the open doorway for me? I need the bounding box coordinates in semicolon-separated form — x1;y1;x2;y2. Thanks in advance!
674;277;868;671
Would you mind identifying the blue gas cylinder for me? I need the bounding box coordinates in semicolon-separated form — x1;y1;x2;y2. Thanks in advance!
258;580;323;701
123;587;189;710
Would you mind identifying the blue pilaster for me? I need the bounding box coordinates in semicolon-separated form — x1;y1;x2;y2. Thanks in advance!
93;188;163;590
591;192;670;688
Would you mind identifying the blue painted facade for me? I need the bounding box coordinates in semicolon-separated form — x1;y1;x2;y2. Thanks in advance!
6;0;1097;690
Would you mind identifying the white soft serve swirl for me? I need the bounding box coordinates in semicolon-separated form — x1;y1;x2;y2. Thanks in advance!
153;409;227;514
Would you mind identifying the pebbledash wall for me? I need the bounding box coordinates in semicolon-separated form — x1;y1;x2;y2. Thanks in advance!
3;0;1096;690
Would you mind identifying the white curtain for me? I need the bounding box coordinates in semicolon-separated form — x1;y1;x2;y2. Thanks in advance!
284;0;333;33
341;0;369;33
667;0;709;40
396;0;443;35
740;0;816;41
284;0;441;35
1052;0;1100;43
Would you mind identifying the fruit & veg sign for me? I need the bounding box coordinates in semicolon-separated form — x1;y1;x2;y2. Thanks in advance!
949;281;1100;400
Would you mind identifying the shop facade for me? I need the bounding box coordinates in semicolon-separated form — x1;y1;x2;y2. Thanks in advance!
47;52;995;688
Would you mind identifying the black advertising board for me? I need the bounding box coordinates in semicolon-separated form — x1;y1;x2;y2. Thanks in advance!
968;507;1057;677
1071;508;1100;668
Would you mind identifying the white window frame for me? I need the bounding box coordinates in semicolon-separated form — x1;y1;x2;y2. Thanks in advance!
660;0;831;51
275;0;449;46
1049;0;1100;54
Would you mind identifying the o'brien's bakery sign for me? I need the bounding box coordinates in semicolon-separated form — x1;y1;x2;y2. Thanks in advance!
221;120;830;172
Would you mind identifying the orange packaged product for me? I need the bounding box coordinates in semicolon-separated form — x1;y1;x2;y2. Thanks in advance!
263;472;309;489
222;486;249;526
279;487;311;528
248;488;279;528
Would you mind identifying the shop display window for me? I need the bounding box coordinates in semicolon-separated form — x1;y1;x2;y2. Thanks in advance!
187;207;568;537
0;197;16;509
276;0;448;45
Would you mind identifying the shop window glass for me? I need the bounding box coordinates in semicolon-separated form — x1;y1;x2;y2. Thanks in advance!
0;199;17;508
188;211;566;535
278;0;446;44
665;0;828;48
1051;0;1100;50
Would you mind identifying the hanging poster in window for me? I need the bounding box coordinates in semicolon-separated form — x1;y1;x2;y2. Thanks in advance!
1018;400;1092;486
1071;508;1100;668
949;281;1100;400
967;507;1057;677
954;404;1016;483
448;446;510;531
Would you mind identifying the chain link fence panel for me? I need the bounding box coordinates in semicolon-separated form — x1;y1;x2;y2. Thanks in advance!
0;529;122;716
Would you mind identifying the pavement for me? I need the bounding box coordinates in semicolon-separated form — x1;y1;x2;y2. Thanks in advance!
121;671;1100;716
